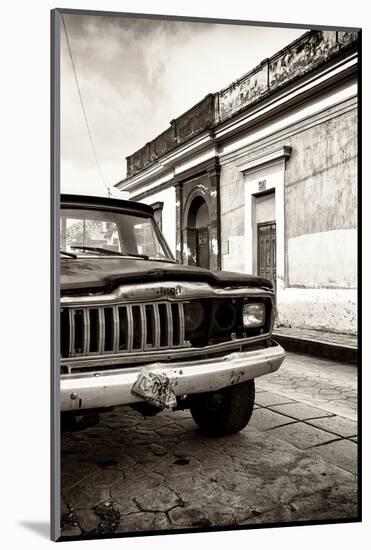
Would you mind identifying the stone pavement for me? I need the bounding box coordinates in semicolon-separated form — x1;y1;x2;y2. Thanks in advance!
60;352;358;539
256;353;357;420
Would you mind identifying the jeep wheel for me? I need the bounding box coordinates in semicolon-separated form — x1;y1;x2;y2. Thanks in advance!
61;412;100;432
190;379;255;436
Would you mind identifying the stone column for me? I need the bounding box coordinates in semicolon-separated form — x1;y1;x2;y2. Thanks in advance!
206;163;221;271
175;183;183;263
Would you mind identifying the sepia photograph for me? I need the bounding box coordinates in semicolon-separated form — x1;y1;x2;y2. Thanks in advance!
52;9;360;541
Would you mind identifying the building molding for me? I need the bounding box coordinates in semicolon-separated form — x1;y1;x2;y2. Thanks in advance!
131;156;219;201
183;185;212;229
218;77;356;161
176;158;221;271
238;145;292;173
132;81;357;202
215;52;357;143
115;50;357;197
121;31;358;184
116;130;214;192
219;94;357;166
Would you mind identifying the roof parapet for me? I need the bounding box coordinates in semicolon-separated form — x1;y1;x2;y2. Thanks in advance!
124;30;358;180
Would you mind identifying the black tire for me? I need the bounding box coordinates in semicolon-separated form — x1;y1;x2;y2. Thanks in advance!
190;379;255;436
61;412;100;432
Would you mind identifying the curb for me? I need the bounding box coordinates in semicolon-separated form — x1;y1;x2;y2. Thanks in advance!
272;333;358;366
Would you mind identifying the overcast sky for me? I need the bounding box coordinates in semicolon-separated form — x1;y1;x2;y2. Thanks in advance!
60;14;305;197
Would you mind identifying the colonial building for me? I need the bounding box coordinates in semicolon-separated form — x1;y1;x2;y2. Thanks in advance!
115;30;359;335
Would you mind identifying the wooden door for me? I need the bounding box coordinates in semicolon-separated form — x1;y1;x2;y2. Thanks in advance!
257;221;276;288
196;227;210;269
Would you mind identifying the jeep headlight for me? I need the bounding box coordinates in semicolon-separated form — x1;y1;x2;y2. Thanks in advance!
184;301;205;331
242;303;265;328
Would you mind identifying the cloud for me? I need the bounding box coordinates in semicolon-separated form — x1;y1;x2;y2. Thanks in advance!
61;159;126;199
60;14;305;195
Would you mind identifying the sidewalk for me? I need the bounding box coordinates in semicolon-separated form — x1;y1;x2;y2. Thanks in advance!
61;352;358;538
272;327;358;365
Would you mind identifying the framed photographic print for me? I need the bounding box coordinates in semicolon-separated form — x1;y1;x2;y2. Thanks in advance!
51;8;361;542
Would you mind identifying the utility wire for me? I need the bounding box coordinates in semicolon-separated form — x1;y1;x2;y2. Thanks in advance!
61;14;111;198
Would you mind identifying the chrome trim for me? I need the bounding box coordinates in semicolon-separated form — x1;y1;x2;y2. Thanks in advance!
61;281;274;362
68;308;75;357
127;306;133;352
61;281;273;306
153;303;160;349
63;299;204;361
61;332;271;371
112;306;119;353
140;304;146;350
166;302;173;348
83;309;90;355
178;302;185;347
60;342;285;411
98;308;105;355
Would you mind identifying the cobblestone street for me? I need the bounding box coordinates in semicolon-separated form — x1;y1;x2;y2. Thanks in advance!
61;352;358;538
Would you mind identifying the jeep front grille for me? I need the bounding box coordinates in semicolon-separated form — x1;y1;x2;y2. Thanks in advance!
61;302;187;358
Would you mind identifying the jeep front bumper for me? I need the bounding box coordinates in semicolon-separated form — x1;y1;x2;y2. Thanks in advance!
60;342;285;412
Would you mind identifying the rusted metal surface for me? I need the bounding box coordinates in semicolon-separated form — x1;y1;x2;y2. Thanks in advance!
60;343;285;411
63;301;189;359
61;334;273;371
131;370;177;409
124;30;359;178
60;257;274;294
61;280;273;306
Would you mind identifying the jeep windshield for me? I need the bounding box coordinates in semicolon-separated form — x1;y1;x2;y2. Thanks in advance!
60;207;174;261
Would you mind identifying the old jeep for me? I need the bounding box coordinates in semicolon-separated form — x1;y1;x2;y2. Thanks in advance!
60;194;284;435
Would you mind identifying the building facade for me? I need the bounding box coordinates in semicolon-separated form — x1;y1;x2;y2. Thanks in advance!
116;30;359;334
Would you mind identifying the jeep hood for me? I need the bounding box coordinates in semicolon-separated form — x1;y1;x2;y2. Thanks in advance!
60;257;273;295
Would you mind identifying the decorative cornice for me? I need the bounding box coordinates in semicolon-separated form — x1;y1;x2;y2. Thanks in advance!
219;94;356;166
116;49;357;196
120;30;358;181
237;146;292;173
131;157;220;201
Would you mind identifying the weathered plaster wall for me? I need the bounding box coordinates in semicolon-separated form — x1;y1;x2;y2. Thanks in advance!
285;109;357;288
280;108;357;333
219;106;357;334
220;162;245;273
278;288;357;334
288;229;357;288
256;193;275;224
141;187;176;256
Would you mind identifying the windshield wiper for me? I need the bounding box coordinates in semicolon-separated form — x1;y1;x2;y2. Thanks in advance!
148;257;178;264
60;249;77;259
70;245;126;257
122;251;149;260
70;246;150;259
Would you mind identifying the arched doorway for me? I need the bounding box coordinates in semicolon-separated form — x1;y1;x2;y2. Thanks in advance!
186;196;210;268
